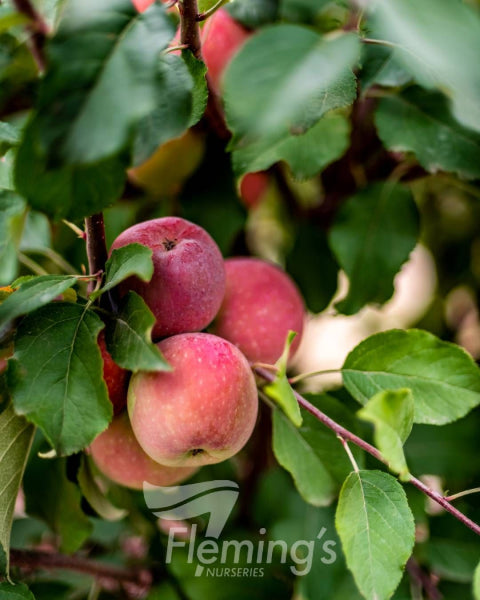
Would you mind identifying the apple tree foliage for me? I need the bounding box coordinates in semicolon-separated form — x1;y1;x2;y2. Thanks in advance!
1;0;480;598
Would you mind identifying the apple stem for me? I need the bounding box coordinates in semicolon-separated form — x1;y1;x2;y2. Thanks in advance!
179;0;202;60
12;0;49;72
254;365;480;537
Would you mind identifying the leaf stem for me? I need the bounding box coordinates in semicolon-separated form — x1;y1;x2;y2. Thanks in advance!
254;366;480;537
9;548;152;594
288;368;341;385
196;0;230;21
12;0;48;72
338;435;359;472
179;0;202;60
444;487;480;502
17;252;48;276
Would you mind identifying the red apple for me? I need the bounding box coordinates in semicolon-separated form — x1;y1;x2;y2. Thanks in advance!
90;413;197;490
128;332;258;467
98;331;129;416
110;217;226;339
211;257;305;364
239;172;270;209
201;8;252;97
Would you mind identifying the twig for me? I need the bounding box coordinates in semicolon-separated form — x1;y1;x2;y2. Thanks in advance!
253;366;480;537
179;0;202;60
406;557;443;600
9;548;152;595
84;214;108;295
12;0;49;72
196;0;229;21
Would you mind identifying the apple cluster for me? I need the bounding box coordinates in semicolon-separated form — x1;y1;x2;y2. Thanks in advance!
90;217;305;490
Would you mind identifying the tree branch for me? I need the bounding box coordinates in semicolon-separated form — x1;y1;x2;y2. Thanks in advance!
254;366;480;537
9;548;152;595
179;0;202;60
406;557;443;600
84;214;108;295
12;0;49;72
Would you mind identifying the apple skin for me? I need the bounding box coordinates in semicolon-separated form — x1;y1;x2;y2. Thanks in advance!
211;258;306;364
98;331;129;416
201;9;252;97
110;217;226;340
128;332;258;467
128;130;205;197
239;172;270;209
90;413;197;490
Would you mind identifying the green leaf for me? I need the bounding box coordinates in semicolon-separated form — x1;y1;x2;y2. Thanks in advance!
106;291;170;372
0;275;78;335
132;54;194;167
286;221;339;313
8;303;112;455
329;183;419;315
369;0;480;132
23;438;93;553
375;87;480;180
272;394;364;506
427;538;480;584
90;243;153;300
77;456;127;521
0;404;35;577
36;0;176;165
263;331;302;426
0;582;35;599
14;118;126;221
336;470;415;600
358;389;414;479
232;111;350;179
0;122;20;157
359;44;411;92
474;561;480;600
0;191;26;286
343;329;480;425
184;51;208;129
280;0;335;24
224;26;359;143
226;0;279;28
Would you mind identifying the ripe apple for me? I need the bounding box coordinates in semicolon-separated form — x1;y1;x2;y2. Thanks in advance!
128;332;258;467
211;257;305;364
201;8;252;97
128;130;205;197
239;172;270;209
110;216;226;339
98;331;129;415
90;413;197;490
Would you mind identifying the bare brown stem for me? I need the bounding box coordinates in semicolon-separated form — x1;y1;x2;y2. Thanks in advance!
179;0;202;60
84;214;108;295
406;557;443;600
254;366;480;537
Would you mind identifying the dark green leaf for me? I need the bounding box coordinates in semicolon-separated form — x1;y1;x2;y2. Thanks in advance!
36;0;176;165
0;404;35;577
227;0;279;28
132;54;194;167
427;538;480;583
183;51;208;128
360;44;411;92
14;118;126;221
286;221;339;313
77;456;127;521
329;183;419;315
224;26;359;144
0;275;78;335
336;470;415;600
23;437;93;553
375;87;480;180
8;303;112;455
232;112;350;179
0;122;20;157
90;243;153;300
0;191;26;286
0;582;35;599
280;0;335;24
358;389;414;479
343;329;480;425
106;291;170;372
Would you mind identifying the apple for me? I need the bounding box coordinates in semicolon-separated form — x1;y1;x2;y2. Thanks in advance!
128;130;205;197
201;8;252;97
211;257;305;364
90;413;197;490
128;332;258;467
110;216;226;339
98;330;129;415
239;172;270;209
